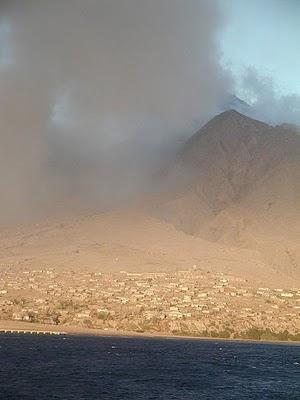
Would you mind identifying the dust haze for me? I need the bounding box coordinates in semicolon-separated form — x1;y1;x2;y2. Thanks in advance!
0;0;231;223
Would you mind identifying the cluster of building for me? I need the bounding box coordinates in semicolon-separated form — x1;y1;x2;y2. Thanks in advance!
0;266;299;339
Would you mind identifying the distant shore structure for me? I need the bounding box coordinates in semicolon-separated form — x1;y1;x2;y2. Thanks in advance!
0;329;66;335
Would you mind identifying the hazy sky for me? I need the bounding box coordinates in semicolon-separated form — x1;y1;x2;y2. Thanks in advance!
1;1;299;106
220;0;300;99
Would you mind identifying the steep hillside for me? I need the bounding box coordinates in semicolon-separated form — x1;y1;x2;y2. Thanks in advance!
154;110;300;279
0;211;289;285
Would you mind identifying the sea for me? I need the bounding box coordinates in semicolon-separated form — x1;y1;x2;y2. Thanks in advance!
0;334;299;400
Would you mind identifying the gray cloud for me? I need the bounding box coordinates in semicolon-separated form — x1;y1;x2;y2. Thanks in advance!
240;68;300;126
0;0;231;222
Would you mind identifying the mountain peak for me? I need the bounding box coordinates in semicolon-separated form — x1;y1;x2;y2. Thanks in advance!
158;111;300;283
218;109;245;118
209;109;269;128
219;94;251;114
174;109;300;215
185;110;271;152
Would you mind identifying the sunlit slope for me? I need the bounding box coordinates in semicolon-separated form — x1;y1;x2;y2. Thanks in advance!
155;110;300;280
0;211;294;286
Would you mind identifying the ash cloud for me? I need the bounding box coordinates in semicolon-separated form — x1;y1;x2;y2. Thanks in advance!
0;0;229;222
239;68;300;126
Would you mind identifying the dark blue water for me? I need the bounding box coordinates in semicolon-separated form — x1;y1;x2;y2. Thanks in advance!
0;334;299;400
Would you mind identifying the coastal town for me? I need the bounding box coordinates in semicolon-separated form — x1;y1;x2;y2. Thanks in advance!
0;265;299;341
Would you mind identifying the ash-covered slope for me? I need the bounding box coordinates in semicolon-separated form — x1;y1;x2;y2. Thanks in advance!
154;110;300;279
1;211;286;285
0;110;299;285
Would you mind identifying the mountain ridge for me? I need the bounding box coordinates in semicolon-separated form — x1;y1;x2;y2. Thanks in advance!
153;110;300;280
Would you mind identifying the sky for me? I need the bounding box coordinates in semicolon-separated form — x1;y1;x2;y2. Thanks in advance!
220;0;300;100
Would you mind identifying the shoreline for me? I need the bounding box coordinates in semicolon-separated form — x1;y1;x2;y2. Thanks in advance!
0;320;299;345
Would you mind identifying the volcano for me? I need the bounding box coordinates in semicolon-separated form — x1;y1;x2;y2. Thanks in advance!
154;110;300;280
1;110;299;285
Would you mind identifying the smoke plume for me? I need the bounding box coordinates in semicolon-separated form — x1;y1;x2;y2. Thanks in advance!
240;68;300;126
0;0;229;222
